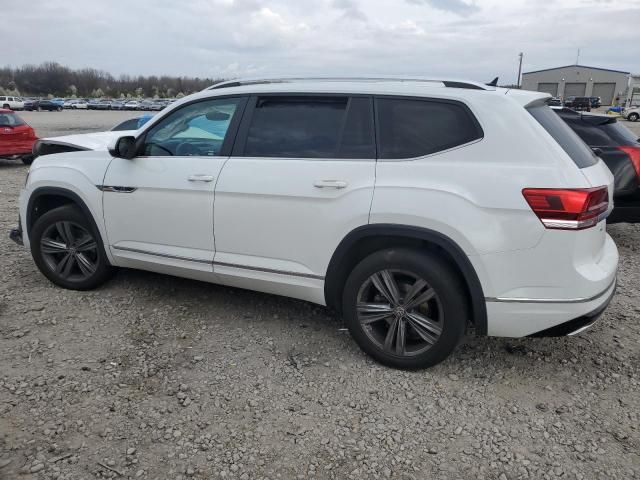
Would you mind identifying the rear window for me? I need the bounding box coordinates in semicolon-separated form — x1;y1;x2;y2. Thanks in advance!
528;104;598;168
0;113;25;127
376;98;482;159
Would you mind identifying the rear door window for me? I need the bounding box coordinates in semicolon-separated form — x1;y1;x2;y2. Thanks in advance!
242;96;375;159
528;104;598;168
375;97;482;159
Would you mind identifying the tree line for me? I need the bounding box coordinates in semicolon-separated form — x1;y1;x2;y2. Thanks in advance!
0;62;226;98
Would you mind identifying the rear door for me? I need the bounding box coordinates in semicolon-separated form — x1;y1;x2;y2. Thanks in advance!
213;94;376;288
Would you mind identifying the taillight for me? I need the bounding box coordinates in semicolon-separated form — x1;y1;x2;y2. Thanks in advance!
522;187;609;230
618;146;640;179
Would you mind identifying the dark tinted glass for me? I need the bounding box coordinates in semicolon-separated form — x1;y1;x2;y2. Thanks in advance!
563;118;614;146
528;105;598;168
601;122;639;145
376;98;482;159
244;96;374;159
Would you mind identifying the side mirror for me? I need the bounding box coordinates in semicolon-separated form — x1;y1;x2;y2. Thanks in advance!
109;136;137;159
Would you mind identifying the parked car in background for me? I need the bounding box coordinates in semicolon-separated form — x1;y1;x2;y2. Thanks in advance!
12;78;618;370
0;109;38;164
138;100;154;111
124;100;140;110
87;99;100;110
590;97;602;108
0;96;25;110
111;100;127;110
95;99;112;110
29;99;63;112
111;115;153;131
51;98;66;108
22;98;36;111
623;106;640;122
150;100;166;111
63;99;77;109
548;97;562;107
72;99;88;109
556;108;640;223
564;96;591;111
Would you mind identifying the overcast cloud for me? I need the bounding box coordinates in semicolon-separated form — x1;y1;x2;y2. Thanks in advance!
4;0;639;83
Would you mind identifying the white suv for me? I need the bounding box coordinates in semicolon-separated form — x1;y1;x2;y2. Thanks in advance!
0;95;24;110
11;78;618;369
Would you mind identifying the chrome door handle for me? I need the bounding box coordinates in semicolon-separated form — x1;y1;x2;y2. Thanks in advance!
313;180;348;189
188;174;215;182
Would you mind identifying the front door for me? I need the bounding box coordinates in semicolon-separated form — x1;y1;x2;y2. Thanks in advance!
103;96;246;271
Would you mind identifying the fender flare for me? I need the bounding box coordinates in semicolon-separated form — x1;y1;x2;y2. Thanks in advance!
325;224;488;335
26;186;103;245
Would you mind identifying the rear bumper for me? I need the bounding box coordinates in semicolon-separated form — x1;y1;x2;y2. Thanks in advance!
528;280;616;337
486;277;617;337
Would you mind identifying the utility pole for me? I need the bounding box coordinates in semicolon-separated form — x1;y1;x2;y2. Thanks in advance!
576;48;580;65
517;52;523;88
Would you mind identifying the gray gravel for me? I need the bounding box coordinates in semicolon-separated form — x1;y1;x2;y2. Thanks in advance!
0;111;639;479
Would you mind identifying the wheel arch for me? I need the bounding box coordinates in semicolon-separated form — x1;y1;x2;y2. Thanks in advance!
324;224;488;335
26;187;104;247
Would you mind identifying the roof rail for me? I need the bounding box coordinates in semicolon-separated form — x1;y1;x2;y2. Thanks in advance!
207;77;490;91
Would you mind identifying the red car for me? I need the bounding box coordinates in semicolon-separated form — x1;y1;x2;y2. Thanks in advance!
0;109;38;164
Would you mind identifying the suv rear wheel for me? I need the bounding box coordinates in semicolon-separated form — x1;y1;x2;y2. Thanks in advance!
30;205;115;290
629;112;639;122
342;248;467;369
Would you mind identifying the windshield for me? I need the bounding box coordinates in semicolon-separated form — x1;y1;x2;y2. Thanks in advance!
0;113;26;127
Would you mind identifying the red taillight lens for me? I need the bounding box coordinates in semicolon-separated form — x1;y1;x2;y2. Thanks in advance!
522;187;609;230
618;146;640;179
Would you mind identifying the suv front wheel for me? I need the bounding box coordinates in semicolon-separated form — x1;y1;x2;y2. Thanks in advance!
30;205;115;290
342;248;467;369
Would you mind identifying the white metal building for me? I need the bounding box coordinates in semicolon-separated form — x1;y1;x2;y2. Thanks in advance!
521;64;630;105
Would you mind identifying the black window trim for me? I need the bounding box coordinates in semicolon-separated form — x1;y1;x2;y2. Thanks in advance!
231;93;377;161
132;94;249;158
373;95;485;162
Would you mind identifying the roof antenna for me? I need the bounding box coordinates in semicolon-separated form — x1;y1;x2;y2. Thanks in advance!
486;77;499;87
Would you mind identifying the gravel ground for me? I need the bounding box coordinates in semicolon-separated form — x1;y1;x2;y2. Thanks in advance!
0;111;639;480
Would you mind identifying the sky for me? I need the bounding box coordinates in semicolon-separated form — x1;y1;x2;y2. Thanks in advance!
5;0;640;83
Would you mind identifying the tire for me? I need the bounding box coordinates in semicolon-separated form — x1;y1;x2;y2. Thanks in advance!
629;113;639;122
21;155;34;165
342;248;468;369
30;205;115;290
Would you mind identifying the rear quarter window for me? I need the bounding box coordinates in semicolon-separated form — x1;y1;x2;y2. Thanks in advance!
376;97;482;159
528;105;598;168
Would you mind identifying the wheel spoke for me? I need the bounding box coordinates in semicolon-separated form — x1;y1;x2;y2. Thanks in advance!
404;287;435;311
75;253;96;276
75;235;97;252
55;253;75;278
395;319;406;355
383;317;399;352
357;303;394;324
55;221;75;246
371;270;400;305
406;311;442;336
402;278;427;306
41;238;69;254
